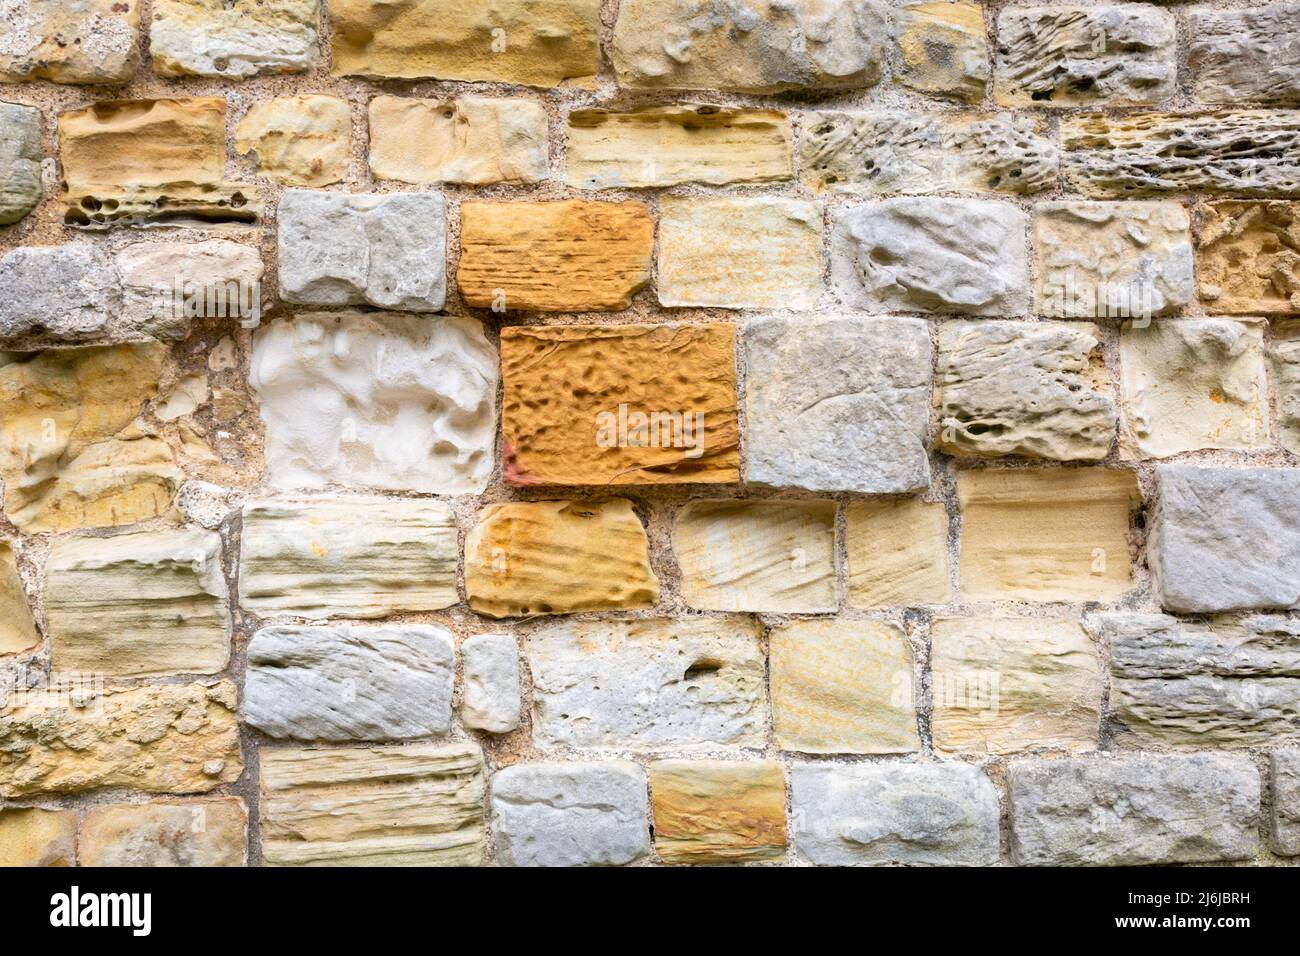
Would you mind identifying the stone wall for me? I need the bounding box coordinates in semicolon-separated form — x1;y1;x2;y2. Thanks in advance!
1;0;1298;867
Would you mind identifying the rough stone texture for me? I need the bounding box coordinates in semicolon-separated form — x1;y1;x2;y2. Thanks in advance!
0;808;76;866
369;96;549;186
657;197;822;309
1032;200;1193;319
0;101;41;225
330;0;601;87
1197;201;1300;315
744;315;930;493
800;111;1057;196
528;617;766;751
45;529;229;679
250;313;497;494
1188;6;1300;106
0;542;38;656
277;190;446;311
500;323;739;486
1009;754;1260;866
115;239;264;341
464;499;659;618
957;468;1137;603
0;343;180;533
151;0;319;78
613;0;887;94
79;799;247;867
492;762;648;867
566;106;792;189
1119;318;1268;458
235;95;350;186
1150;466;1300;614
246;624;455;741
458;200;653;312
1275;321;1300;456
1061;111;1300;198
238;496;459;620
1093;612;1300;748
0;0;140;84
931;617;1102;755
673;499;836;613
260;742;485;866
57;98;257;229
936;321;1116;461
460;633;521;734
846;498;950;607
650;760;786;864
0;681;242;797
893;2;987;102
792;763;1000;866
994;6;1176;107
0;244;122;342
831;198;1028;314
1274;750;1300;856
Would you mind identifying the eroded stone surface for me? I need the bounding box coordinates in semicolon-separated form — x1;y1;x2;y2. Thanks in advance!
0;808;76;866
461;633;521;734
650;760;786;864
152;0;319;77
744;315;930;493
80;799;247;866
235;95;349;186
1197;201;1300;314
1274;750;1300;856
0;244;121;342
0;542;38;656
893;2;987;101
0;0;140;84
846;498;950;607
115;239;264;340
1274;322;1300;455
0;102;41;225
1188;6;1300;106
464;499;659;618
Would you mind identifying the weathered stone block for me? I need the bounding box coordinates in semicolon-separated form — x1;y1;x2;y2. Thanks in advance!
80;798;247;866
650;760;786;865
771;619;918;755
1274;321;1300;455
957;468;1137;603
1009;754;1259;865
151;0;319;77
673;499;835;613
277;191;446;311
247;624;455;741
0;808;76;867
0;0;140;83
893;2;987;101
0;244;121;342
792;763;1000;866
0;542;39;656
500;323;739;486
250;313;497;494
460;633;521;734
235;95;349;186
657;197;822;309
1197;201;1300;314
260;742;485;866
0;102;41;225
528;617;766;751
846;498;950;607
1273;750;1300;856
238;497;458;620
1188;6;1300;106
115;239;264;340
744;315;931;493
937;320;1116;461
492;762;647;867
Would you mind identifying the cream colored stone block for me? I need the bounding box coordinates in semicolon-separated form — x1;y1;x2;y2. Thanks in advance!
0;542;39;656
0;809;76;866
236;95;350;186
846;498;950;608
79;798;247;866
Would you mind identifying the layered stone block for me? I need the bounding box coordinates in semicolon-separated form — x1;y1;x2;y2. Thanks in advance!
235;95;350;186
1188;6;1300;106
893;2;987;102
0;0;140;84
846;498;950;608
151;0;319;77
0;542;39;656
460;633;521;734
649;760;787;865
1197;201;1300;314
0;808;76;867
0;102;42;225
79;799;247;866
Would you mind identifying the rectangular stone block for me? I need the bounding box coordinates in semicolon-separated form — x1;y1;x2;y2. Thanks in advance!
0;541;39;655
528;617;766;751
1188;6;1300;106
0;102;42;225
894;2;987;101
957;468;1137;603
1274;750;1300;856
0;0;140;83
460;633;521;734
235;95;349;186
238;497;458;620
151;0;319;77
79;798;247;866
260;742;485;866
1275;321;1300;456
566;106;792;189
500;323;739;486
1197;201;1300;314
846;498;951;608
650;760;786;865
0;808;76;867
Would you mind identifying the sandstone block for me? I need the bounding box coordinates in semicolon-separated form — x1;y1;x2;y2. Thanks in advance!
657;197;822;309
79;798;247;866
528;617;766;751
831;198;1028;314
744;315;930;493
673;499;835;613
151;0;319;77
235;95;349;186
0;682;242;797
566;106;791;189
957;468;1137;603
330;0;600;87
369;96;548;186
1188;6;1300;105
0;102;41;224
770;618;918;755
114;240;264;341
250;313;497;494
937;320;1116;461
260;742;484;866
464;499;659;618
1197;201;1300;314
1009;754;1259;865
500;323;739;486
458;200;652;312
846;498;950;608
893;2;987;101
1150;466;1300;613
0;244;121;342
460;633;521;734
492;762;647;867
650;760;786;865
0;0;139;83
0;808;76;866
1274;322;1300;455
238;497;458;620
1274;750;1300;856
613;0;886;94
277;190;446;311
792;763;1000;866
247;624;455;741
0;542;38;656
